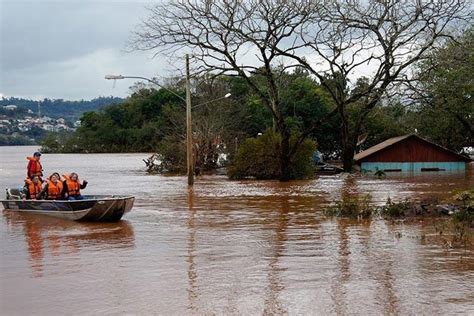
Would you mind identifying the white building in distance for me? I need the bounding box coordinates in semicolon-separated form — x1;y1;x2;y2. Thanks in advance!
3;105;17;111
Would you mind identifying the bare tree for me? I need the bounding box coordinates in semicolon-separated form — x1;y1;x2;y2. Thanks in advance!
277;0;470;170
155;77;237;173
133;0;335;181
134;0;469;175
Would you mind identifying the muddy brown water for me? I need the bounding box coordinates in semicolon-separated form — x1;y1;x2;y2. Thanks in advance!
1;146;473;315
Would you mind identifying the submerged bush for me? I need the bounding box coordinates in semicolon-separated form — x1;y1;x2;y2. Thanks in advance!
227;129;316;180
451;190;474;228
453;189;474;208
452;208;474;226
324;194;375;219
379;198;414;218
156;135;186;173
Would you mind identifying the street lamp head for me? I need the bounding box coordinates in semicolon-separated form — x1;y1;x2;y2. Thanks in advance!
224;93;232;98
104;75;124;80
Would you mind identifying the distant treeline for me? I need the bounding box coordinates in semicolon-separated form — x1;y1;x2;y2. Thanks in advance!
0;96;123;121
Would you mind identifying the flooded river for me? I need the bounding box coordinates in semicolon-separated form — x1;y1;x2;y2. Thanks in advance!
1;146;473;315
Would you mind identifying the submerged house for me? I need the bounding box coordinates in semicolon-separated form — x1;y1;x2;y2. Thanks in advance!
354;135;471;172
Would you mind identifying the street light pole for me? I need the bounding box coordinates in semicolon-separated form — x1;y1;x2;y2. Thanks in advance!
105;63;231;187
105;72;194;185
185;54;193;186
104;75;185;102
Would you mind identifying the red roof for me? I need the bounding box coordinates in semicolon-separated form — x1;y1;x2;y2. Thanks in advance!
354;134;471;162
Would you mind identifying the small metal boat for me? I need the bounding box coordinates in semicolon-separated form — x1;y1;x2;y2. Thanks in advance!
315;162;344;174
1;188;134;222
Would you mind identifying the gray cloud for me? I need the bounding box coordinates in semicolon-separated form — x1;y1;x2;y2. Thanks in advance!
0;0;174;100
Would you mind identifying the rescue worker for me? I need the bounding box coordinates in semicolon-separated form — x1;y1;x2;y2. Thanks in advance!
26;152;43;181
39;173;64;200
62;172;87;200
22;175;43;200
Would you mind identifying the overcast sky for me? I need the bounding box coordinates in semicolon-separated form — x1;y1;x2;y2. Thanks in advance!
0;0;176;100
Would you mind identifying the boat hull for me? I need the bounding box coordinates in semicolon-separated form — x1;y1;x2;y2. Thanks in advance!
1;195;134;222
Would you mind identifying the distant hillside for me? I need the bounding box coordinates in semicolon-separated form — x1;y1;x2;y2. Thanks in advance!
0;96;124;121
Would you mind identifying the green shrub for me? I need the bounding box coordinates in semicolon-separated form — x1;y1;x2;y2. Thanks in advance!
452;208;474;226
453;189;474;208
227;129;316;180
452;190;474;228
156;135;186;173
324;194;375;219
379;198;414;218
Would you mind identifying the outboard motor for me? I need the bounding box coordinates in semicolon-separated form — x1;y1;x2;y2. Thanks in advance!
6;188;22;200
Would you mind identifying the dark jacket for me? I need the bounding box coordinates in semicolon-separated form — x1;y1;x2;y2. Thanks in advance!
62;180;88;197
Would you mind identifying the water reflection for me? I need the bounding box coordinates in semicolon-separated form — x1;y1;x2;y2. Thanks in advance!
3;211;134;278
186;188;198;312
263;197;288;315
380;256;399;314
331;219;350;315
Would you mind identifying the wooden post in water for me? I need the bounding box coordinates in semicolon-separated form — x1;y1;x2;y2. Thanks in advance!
186;54;194;186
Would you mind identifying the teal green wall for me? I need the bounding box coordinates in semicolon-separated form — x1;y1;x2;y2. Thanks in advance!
361;162;466;172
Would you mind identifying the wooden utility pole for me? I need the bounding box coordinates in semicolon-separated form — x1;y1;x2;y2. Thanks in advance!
186;54;194;186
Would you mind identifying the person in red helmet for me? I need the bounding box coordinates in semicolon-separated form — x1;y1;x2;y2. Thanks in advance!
27;152;43;181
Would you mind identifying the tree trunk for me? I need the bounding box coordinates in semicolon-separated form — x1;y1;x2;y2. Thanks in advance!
279;129;291;182
339;107;355;172
342;142;355;172
340;119;356;172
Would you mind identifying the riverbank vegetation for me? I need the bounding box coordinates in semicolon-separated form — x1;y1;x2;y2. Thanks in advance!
324;194;375;219
325;190;474;222
324;190;474;246
40;2;472;181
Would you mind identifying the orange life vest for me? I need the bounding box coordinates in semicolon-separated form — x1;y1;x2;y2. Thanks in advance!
63;174;81;196
27;156;43;177
46;179;63;200
25;178;43;200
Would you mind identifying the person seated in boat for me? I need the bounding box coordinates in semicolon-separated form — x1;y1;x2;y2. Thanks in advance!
38;173;64;200
62;172;88;200
22;175;43;200
26;152;43;181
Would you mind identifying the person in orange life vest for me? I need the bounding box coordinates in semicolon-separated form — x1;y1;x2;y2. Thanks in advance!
38;173;64;200
27;152;43;181
62;172;87;200
22;175;43;200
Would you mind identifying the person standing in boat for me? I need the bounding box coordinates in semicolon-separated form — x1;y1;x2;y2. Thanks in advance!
22;175;43;200
26;152;44;181
38;173;64;200
62;172;88;200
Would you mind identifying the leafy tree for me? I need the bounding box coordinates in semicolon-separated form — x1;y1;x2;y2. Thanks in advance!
62;88;184;153
358;102;409;150
228;129;316;180
407;29;474;150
